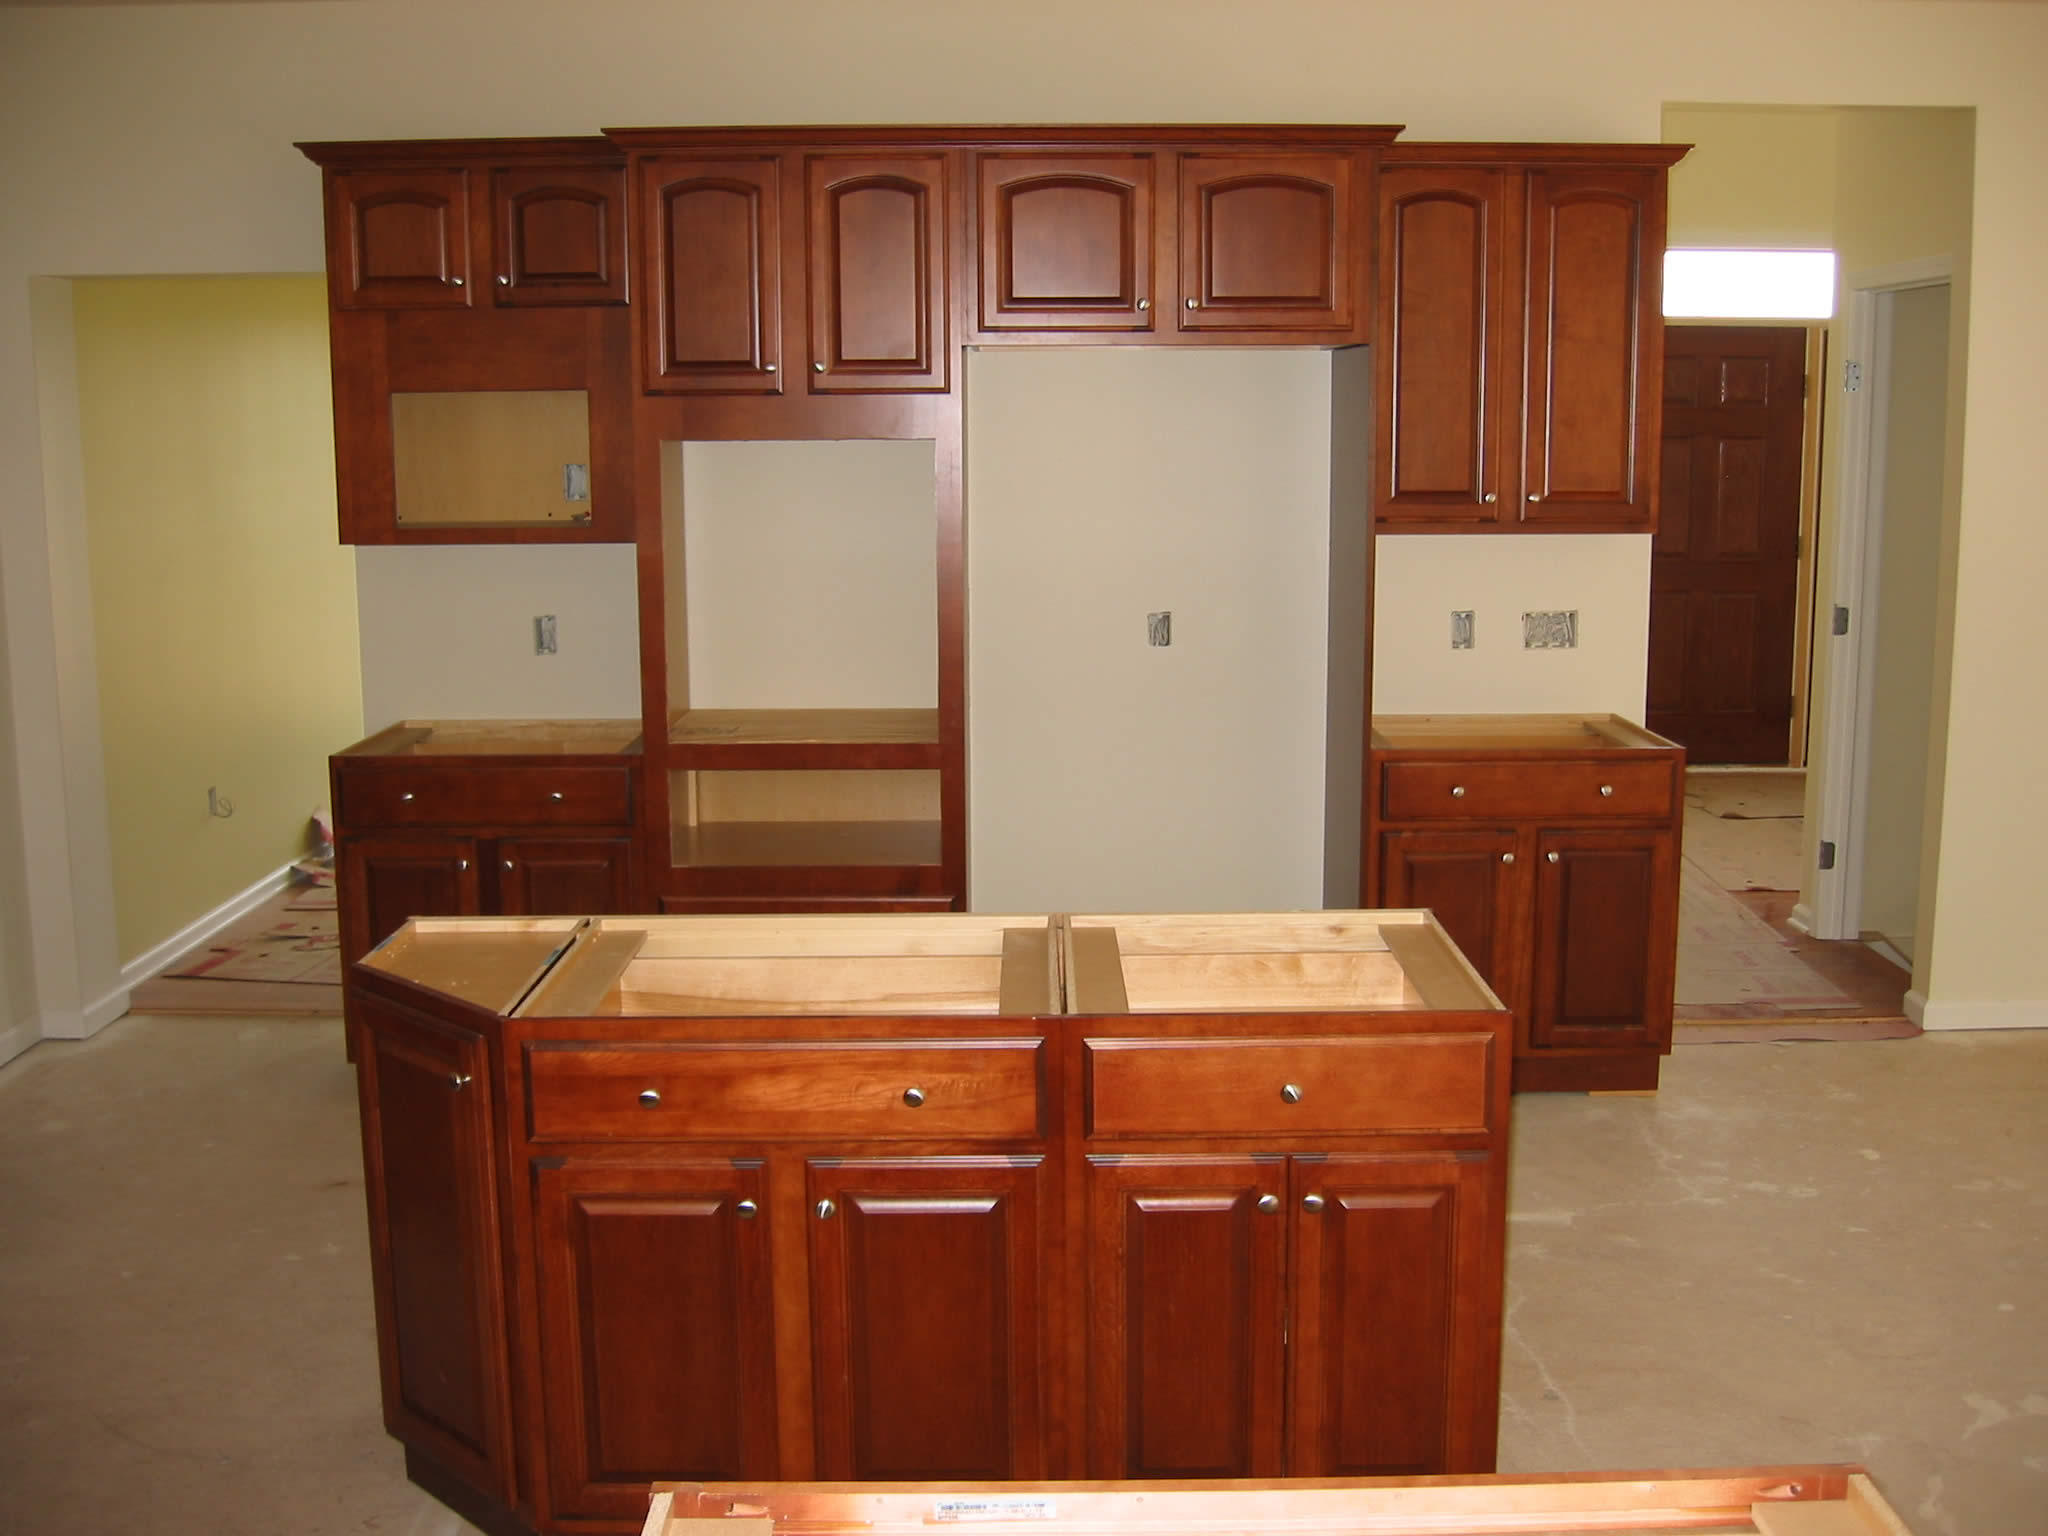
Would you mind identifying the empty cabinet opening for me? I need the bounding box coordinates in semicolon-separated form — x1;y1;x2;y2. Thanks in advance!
672;769;941;867
392;390;592;526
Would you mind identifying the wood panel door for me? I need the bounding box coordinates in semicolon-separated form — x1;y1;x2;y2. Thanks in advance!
1374;827;1525;1011
807;1158;1046;1479
327;167;473;310
534;1161;777;1521
338;833;481;965
1085;1155;1286;1479
1289;1154;1498;1475
490;163;628;306
495;836;635;916
1374;166;1516;526
352;994;512;1504
640;156;784;393
976;152;1159;333
1520;167;1664;528
1177;153;1360;337
1648;325;1809;764
807;153;952;392
1527;827;1676;1054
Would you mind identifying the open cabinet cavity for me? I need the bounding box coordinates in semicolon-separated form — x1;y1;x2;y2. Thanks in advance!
392;389;595;527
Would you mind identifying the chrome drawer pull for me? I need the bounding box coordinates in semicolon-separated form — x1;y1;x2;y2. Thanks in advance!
1599;784;1614;797
1302;1193;1326;1212
1547;851;1561;863
902;1086;926;1107
1256;1194;1280;1213
1450;785;1466;798
1280;1083;1304;1104
1501;852;1515;865
448;1072;472;1091
735;1199;758;1219
638;1088;661;1107
549;791;565;801
816;1199;837;1220
399;791;415;802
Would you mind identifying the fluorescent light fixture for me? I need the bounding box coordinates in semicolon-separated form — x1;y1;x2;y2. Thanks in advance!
1663;249;1836;319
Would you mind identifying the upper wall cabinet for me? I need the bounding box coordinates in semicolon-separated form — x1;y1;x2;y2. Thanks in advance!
299;138;636;544
1373;144;1685;533
625;136;954;395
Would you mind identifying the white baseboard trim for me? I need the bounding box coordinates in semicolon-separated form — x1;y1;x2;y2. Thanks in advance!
0;1015;43;1070
1787;902;1817;936
1916;997;2046;1032
120;859;298;991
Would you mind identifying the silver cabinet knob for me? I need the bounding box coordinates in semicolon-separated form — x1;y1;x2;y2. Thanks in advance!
902;1086;925;1107
1450;786;1466;798
456;858;468;871
1528;493;1543;502
735;1199;758;1219
815;1199;837;1220
638;1088;661;1107
503;859;514;871
764;363;777;373
1482;492;1498;504
399;792;415;802
1185;297;1198;309
1302;1193;1326;1212
1547;851;1561;863
1137;298;1150;311
1280;1083;1303;1104
448;1072;472;1091
450;276;465;287
496;275;509;286
813;361;825;373
1256;1194;1280;1213
1501;852;1515;865
1599;784;1614;797
549;791;564;801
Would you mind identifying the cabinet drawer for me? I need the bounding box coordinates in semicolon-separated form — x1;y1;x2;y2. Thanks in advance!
1085;1035;1495;1138
1380;759;1673;822
524;1039;1045;1142
340;763;633;830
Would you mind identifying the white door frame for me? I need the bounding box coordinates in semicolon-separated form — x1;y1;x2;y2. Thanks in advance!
1808;256;1950;942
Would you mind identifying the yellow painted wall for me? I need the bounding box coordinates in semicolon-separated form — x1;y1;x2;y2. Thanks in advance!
70;276;360;964
1663;105;1839;249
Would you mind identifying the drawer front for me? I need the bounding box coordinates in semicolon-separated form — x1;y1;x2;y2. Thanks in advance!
1381;759;1672;822
339;763;633;830
525;1039;1045;1142
1086;1035;1495;1138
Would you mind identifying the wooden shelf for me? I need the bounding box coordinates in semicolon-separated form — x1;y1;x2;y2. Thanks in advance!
669;709;942;768
675;819;944;869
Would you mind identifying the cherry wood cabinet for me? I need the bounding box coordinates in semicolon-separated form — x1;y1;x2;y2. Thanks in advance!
347;909;1507;1535
1366;715;1684;1092
976;152;1159;333
1374;145;1685;532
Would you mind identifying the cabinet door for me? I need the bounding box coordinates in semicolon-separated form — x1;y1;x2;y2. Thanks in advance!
353;993;512;1502
1528;826;1677;1052
1289;1154;1499;1476
1375;167;1517;526
976;152;1158;333
490;163;629;306
326;167;473;310
495;836;635;916
1520;167;1665;528
640;156;784;393
533;1162;777;1521
1177;152;1361;337
1375;827;1526;1014
808;1158;1047;1479
806;153;952;392
1085;1155;1286;1479
338;833;481;965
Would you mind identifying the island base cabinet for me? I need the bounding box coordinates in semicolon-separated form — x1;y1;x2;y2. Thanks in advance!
533;1162;778;1524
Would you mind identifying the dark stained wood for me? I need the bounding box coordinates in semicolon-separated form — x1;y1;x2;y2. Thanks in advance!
351;992;513;1504
1085;1155;1287;1479
640;155;784;393
325;165;473;311
490;163;629;306
1377;827;1525;1011
1528;826;1677;1057
1177;152;1363;339
806;153;953;392
809;1159;1047;1479
533;1161;777;1522
1290;1153;1497;1475
496;836;636;916
976;152;1159;333
338;833;482;969
1649;325;1809;764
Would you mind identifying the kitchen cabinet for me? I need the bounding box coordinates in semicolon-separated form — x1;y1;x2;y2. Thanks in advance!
1374;145;1684;532
1366;714;1684;1092
348;908;1507;1534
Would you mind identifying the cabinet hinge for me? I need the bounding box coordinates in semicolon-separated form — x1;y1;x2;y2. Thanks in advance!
1843;359;1863;393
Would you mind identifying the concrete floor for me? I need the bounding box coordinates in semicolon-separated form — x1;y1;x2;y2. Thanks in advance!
1;1014;2042;1535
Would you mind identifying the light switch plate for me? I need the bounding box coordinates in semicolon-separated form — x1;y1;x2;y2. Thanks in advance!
1451;610;1475;650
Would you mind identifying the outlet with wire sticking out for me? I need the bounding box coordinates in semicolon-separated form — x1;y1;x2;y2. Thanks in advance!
207;786;235;819
1522;610;1579;649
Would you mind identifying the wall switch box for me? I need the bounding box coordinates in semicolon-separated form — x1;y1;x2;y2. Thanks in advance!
1148;611;1171;647
534;614;558;655
1451;610;1475;649
1522;610;1578;649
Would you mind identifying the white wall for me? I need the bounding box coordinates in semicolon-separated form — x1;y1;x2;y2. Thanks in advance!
967;348;1333;913
2;0;2045;1054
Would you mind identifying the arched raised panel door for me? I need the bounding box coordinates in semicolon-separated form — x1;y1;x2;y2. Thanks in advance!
976;153;1157;333
491;165;628;306
807;154;952;392
1374;168;1515;526
1178;153;1360;336
640;157;783;393
332;168;472;309
1522;168;1663;527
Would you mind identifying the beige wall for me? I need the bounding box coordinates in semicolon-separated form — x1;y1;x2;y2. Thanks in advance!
70;277;362;965
1663;104;1840;248
1;0;2044;1050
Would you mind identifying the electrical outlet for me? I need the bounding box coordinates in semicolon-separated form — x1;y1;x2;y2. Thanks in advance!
1522;610;1579;649
1451;610;1475;650
1147;612;1171;647
534;614;558;655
